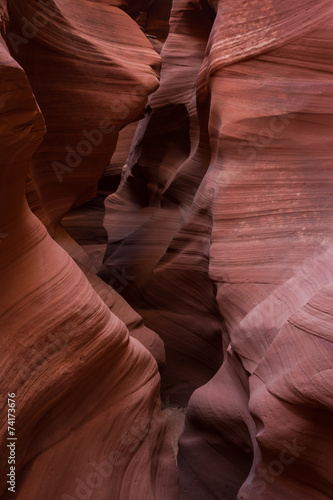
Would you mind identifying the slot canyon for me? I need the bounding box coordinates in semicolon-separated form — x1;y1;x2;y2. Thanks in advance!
0;1;332;499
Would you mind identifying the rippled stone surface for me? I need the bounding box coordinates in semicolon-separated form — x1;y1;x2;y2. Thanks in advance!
0;2;177;499
1;0;332;499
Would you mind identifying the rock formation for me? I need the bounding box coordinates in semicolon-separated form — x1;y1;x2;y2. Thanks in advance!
0;1;177;499
99;0;333;498
1;0;332;499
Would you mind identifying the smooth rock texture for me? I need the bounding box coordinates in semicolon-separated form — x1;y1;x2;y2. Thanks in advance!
99;0;224;406
6;0;160;232
0;3;178;500
98;0;333;498
1;0;333;499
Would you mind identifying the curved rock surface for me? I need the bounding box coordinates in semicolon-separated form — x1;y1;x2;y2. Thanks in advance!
179;2;333;498
99;0;333;498
1;0;333;499
99;0;223;406
6;0;160;232
0;3;178;500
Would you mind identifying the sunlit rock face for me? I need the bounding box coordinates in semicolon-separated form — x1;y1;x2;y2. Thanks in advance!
1;0;333;499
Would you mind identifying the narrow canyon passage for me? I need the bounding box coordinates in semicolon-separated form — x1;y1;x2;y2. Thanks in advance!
0;1;332;500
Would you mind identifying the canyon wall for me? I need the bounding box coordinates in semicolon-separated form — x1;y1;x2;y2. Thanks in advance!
0;0;332;499
0;1;177;499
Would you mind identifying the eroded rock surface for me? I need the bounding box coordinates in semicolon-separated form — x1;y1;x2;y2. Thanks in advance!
1;0;333;499
99;0;333;498
0;2;177;499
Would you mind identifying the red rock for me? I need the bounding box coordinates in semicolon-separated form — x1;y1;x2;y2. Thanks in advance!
100;0;333;498
0;5;177;500
6;0;160;233
1;0;333;498
100;0;222;407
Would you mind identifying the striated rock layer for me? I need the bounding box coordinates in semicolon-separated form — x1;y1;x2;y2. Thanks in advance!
1;0;333;499
6;0;160;232
99;0;333;498
180;2;333;498
99;0;223;407
0;2;178;499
